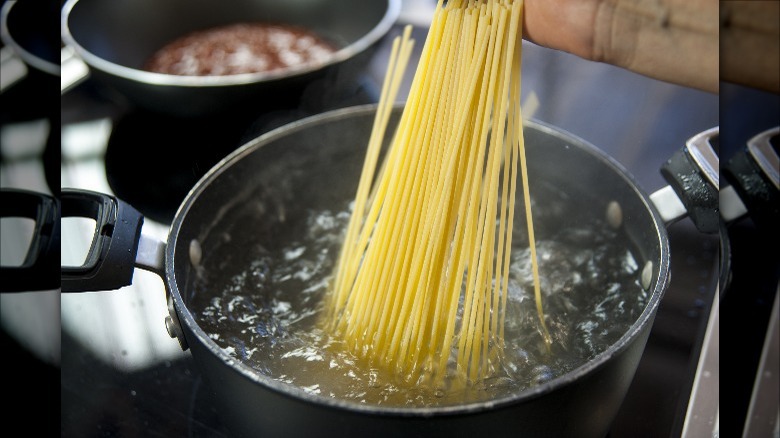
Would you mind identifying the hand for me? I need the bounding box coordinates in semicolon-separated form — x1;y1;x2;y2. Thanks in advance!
522;0;779;94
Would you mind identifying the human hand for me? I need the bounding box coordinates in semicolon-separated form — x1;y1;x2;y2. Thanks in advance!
522;0;722;93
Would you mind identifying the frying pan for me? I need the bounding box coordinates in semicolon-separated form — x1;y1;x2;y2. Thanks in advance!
58;104;718;438
60;0;400;116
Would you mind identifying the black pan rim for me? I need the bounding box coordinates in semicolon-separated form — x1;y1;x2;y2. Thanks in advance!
60;0;401;88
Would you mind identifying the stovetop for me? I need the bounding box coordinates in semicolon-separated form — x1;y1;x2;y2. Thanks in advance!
8;3;777;437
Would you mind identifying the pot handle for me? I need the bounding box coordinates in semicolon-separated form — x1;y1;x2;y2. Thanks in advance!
60;189;148;292
721;126;779;236
655;127;720;233
0;189;60;292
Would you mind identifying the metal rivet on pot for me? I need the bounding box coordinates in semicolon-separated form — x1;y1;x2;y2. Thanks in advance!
606;201;622;229
165;314;190;351
641;261;653;290
164;316;178;339
189;239;202;266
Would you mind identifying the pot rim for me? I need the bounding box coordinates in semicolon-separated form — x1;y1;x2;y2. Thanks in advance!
165;103;671;416
60;0;401;88
1;0;60;76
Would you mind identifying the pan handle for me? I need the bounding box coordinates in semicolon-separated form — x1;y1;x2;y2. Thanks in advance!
60;189;151;292
61;46;89;94
0;189;60;292
653;127;720;233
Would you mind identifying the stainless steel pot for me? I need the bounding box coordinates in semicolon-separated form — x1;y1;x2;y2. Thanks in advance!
59;104;719;438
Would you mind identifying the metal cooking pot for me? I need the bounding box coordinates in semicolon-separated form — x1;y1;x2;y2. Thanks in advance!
59;104;718;438
1;0;60;91
60;0;400;116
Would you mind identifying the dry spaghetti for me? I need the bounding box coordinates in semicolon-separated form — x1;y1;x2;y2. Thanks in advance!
323;0;548;386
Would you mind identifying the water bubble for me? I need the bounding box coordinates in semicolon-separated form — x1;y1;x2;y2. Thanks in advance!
531;365;554;385
368;370;381;388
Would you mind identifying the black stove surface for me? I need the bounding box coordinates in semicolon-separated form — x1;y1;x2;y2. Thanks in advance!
60;330;230;438
102;87;378;225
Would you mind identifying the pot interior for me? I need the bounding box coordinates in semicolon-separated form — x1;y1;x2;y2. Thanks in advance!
168;105;668;409
64;0;393;73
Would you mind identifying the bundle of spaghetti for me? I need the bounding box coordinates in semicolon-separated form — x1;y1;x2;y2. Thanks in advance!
324;0;547;385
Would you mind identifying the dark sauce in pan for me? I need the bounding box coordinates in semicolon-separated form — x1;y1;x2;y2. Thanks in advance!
188;192;649;407
143;23;337;76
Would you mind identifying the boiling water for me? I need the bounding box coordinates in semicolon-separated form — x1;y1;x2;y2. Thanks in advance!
190;201;647;407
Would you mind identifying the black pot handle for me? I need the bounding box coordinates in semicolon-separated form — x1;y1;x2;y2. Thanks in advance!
659;127;720;234
721;126;779;239
60;189;144;292
0;189;60;292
